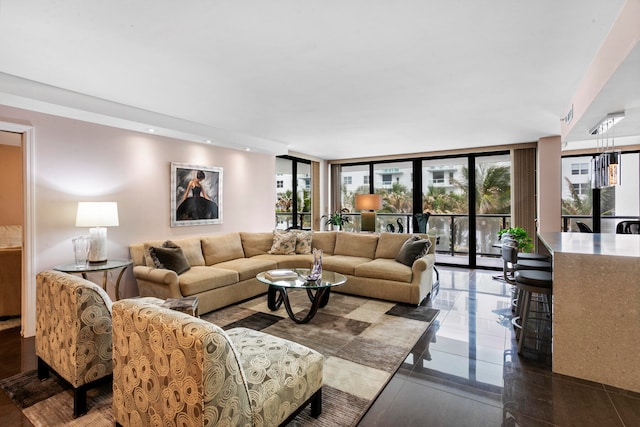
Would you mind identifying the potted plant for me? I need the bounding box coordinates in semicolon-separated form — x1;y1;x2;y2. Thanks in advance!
322;209;351;230
498;226;533;252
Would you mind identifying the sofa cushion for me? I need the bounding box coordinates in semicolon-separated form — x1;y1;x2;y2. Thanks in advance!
213;257;278;281
252;253;315;269
311;231;336;255
395;236;431;266
170;237;206;266
178;266;239;296
291;230;313;254
268;230;297;255
322;255;372;275
149;245;191;275
202;233;245;265
355;258;413;282
240;232;274;257
375;233;420;259
333;232;378;259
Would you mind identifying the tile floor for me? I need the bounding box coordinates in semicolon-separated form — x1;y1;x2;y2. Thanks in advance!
359;267;640;426
1;267;639;426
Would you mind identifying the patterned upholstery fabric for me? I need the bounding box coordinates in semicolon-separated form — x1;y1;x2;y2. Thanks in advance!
36;270;114;388
268;230;297;255
112;299;324;427
227;327;323;426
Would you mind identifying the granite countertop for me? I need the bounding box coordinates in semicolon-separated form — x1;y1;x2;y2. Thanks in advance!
538;232;640;257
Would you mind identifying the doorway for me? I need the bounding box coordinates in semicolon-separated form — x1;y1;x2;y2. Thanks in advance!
0;122;35;337
0;130;23;325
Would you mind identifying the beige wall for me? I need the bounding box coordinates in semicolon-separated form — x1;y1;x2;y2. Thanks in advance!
0;134;23;225
0;104;276;301
537;136;562;233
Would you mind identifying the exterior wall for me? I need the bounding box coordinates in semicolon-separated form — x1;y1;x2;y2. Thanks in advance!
0;104;276;305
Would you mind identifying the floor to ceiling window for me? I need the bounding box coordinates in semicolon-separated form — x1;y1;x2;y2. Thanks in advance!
374;161;413;233
422;157;469;263
474;154;511;267
561;151;640;232
335;150;511;268
275;156;312;230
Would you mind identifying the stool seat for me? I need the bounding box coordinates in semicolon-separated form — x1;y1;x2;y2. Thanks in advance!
515;259;552;272
515;270;552;288
517;252;550;262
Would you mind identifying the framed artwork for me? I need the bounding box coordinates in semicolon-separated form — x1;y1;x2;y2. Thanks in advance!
171;162;223;227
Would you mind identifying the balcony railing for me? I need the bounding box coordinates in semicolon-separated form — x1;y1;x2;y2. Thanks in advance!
276;211;511;259
277;211;640;265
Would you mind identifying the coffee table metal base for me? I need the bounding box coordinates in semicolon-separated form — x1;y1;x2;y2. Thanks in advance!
267;286;331;324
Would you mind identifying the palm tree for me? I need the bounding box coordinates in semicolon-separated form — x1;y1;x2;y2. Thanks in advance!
475;164;511;214
380;182;412;213
447;164;511;214
561;177;591;215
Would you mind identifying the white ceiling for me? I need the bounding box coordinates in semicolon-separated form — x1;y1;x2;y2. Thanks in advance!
0;0;634;159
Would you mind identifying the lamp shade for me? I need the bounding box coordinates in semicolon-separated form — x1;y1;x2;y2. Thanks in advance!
355;194;382;211
75;202;119;227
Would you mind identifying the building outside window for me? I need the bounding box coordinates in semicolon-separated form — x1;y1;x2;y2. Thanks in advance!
562;153;640;233
275;156;312;230
571;162;589;175
343;176;352;185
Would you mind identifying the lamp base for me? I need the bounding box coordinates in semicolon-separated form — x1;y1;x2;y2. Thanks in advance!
361;212;377;232
88;227;108;263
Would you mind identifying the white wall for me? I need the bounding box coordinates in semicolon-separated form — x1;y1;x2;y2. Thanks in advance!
0;104;276;324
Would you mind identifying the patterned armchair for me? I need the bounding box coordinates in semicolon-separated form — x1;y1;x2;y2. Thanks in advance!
36;270;114;416
112;299;324;427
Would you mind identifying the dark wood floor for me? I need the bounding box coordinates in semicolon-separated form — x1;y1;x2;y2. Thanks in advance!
1;267;639;426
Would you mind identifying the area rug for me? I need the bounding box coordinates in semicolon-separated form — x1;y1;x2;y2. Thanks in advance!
0;292;438;427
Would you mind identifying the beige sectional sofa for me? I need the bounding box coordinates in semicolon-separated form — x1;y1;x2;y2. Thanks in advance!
130;231;436;315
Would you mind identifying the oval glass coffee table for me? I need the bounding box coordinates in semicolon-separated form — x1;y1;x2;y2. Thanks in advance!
256;269;347;324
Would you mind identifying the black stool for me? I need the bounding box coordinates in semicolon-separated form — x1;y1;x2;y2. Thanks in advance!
511;269;553;355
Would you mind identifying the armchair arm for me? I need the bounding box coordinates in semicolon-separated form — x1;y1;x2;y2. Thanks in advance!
132;265;183;299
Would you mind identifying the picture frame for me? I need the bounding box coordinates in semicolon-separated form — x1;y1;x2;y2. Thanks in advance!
171;162;223;227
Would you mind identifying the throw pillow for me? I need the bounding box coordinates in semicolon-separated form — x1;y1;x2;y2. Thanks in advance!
395;236;432;267
149;245;191;275
291;230;313;254
146;240;182;268
268;230;297;255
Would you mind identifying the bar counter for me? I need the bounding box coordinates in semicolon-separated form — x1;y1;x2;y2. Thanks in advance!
538;232;640;393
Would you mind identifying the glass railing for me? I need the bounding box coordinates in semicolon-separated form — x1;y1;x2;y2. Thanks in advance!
275;212;312;230
291;212;512;260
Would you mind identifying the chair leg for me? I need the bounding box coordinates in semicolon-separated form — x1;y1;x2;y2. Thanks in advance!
73;384;89;417
310;388;322;418
37;357;49;380
517;291;532;355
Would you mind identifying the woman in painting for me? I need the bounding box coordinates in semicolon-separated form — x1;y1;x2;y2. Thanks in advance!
176;170;219;220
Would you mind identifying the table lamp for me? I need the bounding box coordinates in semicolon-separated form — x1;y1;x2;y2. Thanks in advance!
75;202;119;263
355;194;382;232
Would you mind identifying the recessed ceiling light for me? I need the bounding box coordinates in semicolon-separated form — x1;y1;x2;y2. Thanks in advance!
245;148;251;151
147;128;156;133
204;139;212;144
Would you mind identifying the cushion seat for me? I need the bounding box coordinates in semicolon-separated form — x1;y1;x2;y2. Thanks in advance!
322;255;372;275
212;257;278;281
178;266;239;296
252;253;315;269
355;258;412;283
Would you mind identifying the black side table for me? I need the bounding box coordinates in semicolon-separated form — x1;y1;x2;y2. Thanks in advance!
53;258;133;301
